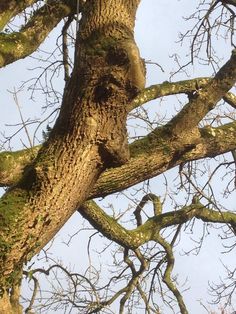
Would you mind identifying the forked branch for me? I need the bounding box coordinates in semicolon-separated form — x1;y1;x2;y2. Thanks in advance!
79;200;236;249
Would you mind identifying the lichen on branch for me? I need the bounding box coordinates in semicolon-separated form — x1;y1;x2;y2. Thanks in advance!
167;49;236;137
0;0;74;68
79;200;236;249
0;121;235;196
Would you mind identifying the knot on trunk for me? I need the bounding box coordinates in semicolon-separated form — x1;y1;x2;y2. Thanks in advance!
105;40;146;98
94;74;123;103
99;132;130;168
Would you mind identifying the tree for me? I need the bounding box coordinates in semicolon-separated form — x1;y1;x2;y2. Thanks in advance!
0;0;235;313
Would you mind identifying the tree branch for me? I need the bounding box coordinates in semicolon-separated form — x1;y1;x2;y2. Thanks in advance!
0;122;236;196
224;92;236;109
0;146;40;187
79;200;236;249
0;0;37;31
154;233;188;314
131;78;235;111
90;121;236;198
167;49;236;136
131;77;211;110
0;0;75;67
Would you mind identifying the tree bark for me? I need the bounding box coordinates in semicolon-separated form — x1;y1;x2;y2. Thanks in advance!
0;1;235;313
0;0;74;68
0;0;37;30
0;1;144;310
0;121;236;196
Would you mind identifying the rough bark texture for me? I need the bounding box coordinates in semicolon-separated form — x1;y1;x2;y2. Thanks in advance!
79;200;236;249
0;0;144;312
0;1;235;313
0;0;37;30
168;50;236;138
1;121;235;197
0;0;74;68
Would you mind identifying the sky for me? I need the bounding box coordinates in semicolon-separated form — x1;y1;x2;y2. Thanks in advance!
0;0;235;313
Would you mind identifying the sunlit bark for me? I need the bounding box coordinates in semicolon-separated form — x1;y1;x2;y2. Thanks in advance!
0;0;37;30
79;200;236;249
0;0;75;68
0;1;235;313
0;121;236;196
0;1;143;312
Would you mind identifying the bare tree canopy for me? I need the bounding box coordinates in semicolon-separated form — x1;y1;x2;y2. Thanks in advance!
0;1;235;313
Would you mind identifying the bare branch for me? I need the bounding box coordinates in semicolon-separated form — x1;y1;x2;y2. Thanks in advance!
223;92;236;109
133;193;162;226
153;233;188;314
0;0;75;67
23;271;39;314
11;89;33;148
0;0;37;31
0;121;236;197
131;77;211;110
168;49;236;136
79;200;236;249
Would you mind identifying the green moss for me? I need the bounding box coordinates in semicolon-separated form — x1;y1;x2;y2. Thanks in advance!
0;152;21;173
201;123;236;139
0;32;35;65
0;188;30;289
130;136;151;157
0;12;12;31
130;127;172;158
84;33;118;57
0;147;40;186
0;239;12;256
0;189;28;229
5;266;22;288
162;144;172;155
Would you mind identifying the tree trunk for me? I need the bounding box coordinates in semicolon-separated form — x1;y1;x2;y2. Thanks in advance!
0;288;22;314
0;0;144;307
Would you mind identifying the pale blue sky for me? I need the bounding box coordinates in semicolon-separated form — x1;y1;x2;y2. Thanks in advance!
0;1;235;313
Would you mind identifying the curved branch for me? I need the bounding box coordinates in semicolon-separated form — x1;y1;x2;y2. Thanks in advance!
79;200;236;249
154;234;188;314
0;0;75;68
167;49;236;136
133;193;162;226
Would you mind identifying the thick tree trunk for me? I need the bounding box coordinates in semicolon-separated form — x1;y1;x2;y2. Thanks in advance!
0;0;144;309
0;288;22;314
